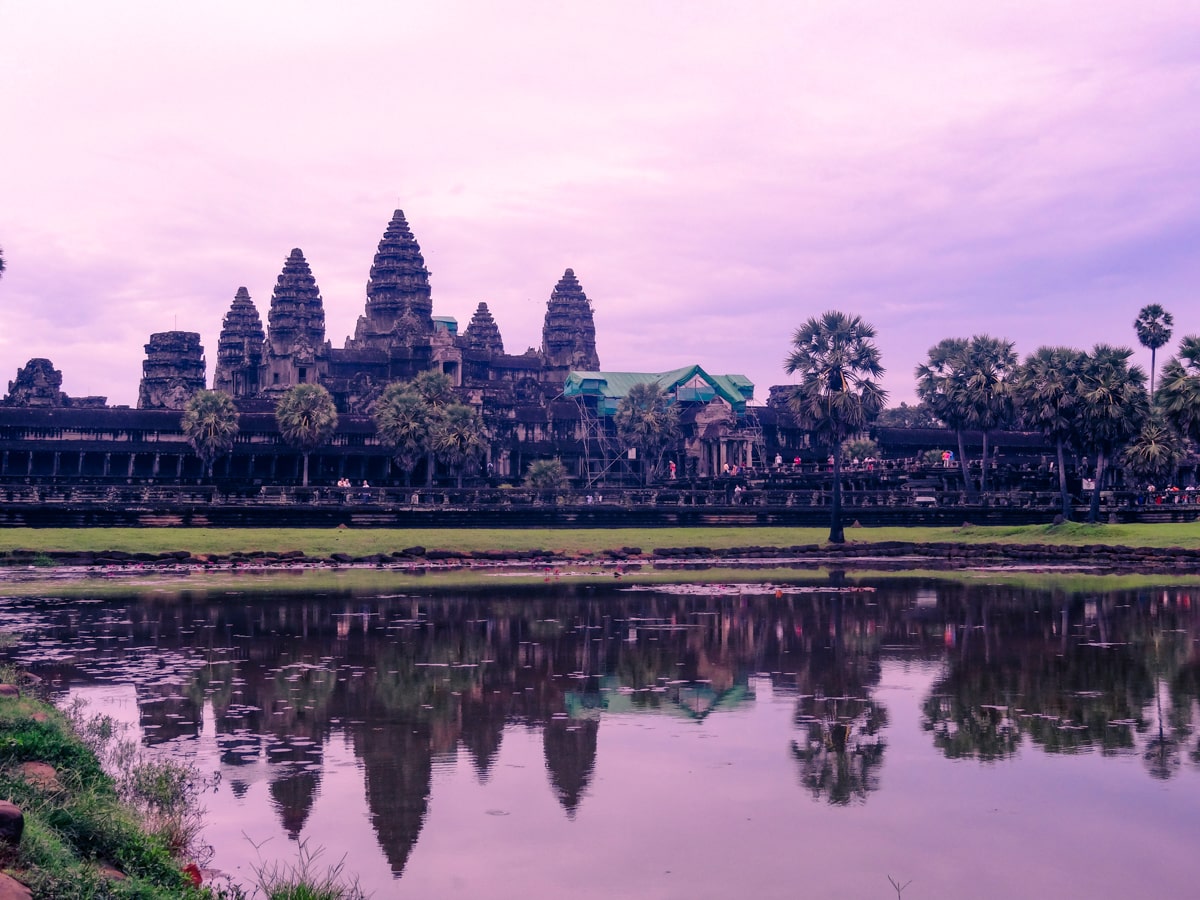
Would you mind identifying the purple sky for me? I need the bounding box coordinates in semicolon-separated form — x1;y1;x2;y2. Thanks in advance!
3;2;1199;408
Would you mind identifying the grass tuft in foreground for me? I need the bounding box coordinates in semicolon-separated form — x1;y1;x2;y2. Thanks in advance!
250;839;367;900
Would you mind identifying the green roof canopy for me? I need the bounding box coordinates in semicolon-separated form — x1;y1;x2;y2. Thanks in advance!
564;365;754;416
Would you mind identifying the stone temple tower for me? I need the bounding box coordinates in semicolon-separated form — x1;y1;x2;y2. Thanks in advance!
138;332;206;410
541;269;599;372
461;302;505;356
350;210;434;350
213;287;265;399
262;249;328;394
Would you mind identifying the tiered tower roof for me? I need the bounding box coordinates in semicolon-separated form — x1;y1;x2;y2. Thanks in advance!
353;210;434;345
461;302;505;355
541;268;599;370
214;287;266;397
267;249;325;356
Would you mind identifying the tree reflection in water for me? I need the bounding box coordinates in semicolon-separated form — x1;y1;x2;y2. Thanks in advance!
788;588;888;805
1;576;1198;880
792;692;886;805
921;584;1200;771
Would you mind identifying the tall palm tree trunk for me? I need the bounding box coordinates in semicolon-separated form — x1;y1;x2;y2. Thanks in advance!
1088;448;1107;524
302;453;310;487
829;442;845;544
1056;437;1070;521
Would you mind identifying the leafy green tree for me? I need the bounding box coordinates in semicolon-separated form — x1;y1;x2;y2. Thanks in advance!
874;401;939;428
373;383;429;485
431;403;487;487
1014;346;1086;520
1077;345;1149;523
525;458;570;500
921;448;948;466
275;384;338;487
1121;416;1183;487
841;438;880;464
784;311;886;543
180;389;239;480
1156;335;1200;444
1134;304;1174;394
614;382;681;486
915;337;973;497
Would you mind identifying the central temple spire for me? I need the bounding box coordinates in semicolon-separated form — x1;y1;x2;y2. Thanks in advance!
352;210;434;348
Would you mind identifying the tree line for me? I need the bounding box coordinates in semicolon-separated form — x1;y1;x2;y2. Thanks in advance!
181;371;686;493
783;303;1197;540
182;372;489;489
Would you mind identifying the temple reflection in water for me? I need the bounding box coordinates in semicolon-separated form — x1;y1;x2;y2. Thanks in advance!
3;575;1200;883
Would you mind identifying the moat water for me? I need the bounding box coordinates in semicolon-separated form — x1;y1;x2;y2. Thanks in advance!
2;572;1199;899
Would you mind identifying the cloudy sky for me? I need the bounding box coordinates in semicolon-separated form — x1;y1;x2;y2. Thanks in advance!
2;1;1199;408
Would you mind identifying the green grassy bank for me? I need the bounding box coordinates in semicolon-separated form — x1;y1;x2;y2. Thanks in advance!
1;522;1200;557
0;686;224;899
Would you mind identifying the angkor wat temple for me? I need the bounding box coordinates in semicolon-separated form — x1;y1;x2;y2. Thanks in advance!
0;210;770;486
207;211;602;414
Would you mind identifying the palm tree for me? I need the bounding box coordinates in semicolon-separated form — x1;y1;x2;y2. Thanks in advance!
373;382;428;485
412;370;456;485
411;370;456;408
1121;416;1183;487
915;337;973;497
275;384;338;487
180;389;239;480
431;403;487;487
0;246;6;280
1014;346;1086;520
1077;344;1149;524
1156;335;1200;444
961;335;1018;495
916;335;1017;498
1134;304;1174;394
784;310;886;543
614;381;681;485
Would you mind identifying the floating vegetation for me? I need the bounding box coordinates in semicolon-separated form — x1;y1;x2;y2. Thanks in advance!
621;583;877;596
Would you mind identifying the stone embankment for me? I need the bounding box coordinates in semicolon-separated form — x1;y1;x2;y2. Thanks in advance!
1;541;1198;572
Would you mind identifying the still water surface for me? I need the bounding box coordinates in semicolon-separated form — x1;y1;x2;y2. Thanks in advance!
2;574;1198;898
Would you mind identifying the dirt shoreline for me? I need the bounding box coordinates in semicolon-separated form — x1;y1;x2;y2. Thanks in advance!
3;539;1199;574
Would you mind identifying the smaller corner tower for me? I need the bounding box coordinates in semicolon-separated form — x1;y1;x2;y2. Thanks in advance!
213;287;265;399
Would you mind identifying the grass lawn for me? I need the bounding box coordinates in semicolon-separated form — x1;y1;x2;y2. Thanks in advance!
2;521;1200;557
